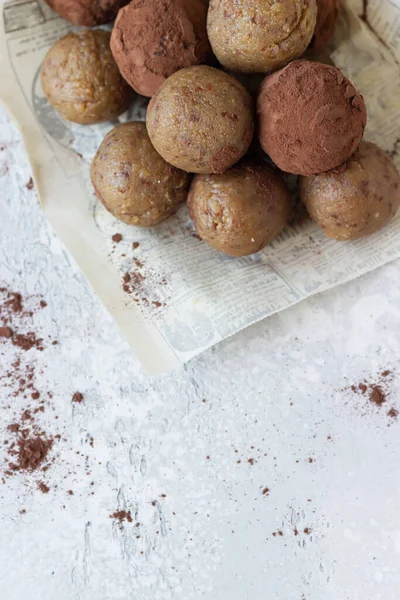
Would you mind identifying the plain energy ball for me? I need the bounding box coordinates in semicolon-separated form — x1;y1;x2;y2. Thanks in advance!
41;30;132;125
91;122;191;227
207;0;317;74
44;0;129;26
188;161;292;256
110;0;213;98
299;142;400;240
146;66;254;174
257;60;367;175
309;0;340;53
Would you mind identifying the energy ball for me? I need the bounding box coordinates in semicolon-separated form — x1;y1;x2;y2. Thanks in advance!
44;0;128;26
257;60;367;175
299;142;400;240
309;0;340;53
110;0;213;98
146;66;254;174
41;30;132;125
207;0;317;74
188;161;291;256
90;122;191;227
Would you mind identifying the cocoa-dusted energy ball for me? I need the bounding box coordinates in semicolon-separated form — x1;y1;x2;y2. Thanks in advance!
188;161;291;256
257;60;367;176
309;0;340;53
299;142;400;240
44;0;128;26
146;66;254;174
207;0;317;74
91;122;191;227
41;30;132;125
110;0;213;98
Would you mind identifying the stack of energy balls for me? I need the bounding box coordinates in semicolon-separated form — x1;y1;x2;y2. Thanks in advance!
41;0;400;257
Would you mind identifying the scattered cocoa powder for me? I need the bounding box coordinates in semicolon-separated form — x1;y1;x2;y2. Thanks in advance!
112;233;123;243
26;177;34;190
0;326;13;338
8;435;53;472
247;458;255;465
303;528;311;535
110;510;133;523
13;331;44;351
67;490;74;495
37;481;50;494
0;286;59;488
72;392;84;403
120;256;168;309
370;386;386;407
349;369;398;420
132;242;139;250
262;487;270;496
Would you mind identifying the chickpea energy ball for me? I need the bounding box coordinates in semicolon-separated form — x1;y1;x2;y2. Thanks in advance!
90;122;191;227
207;0;317;74
41;30;132;125
299;142;400;240
110;0;213;98
188;161;291;256
257;60;367;175
146;66;254;174
44;0;129;26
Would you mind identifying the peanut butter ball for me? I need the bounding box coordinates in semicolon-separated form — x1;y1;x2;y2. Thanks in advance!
110;0;213;98
188;161;291;256
207;0;317;74
44;0;129;26
299;142;400;240
257;60;367;175
41;30;132;125
146;66;254;174
91;122;191;227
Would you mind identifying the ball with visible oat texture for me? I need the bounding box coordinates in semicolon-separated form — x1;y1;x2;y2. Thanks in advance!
207;0;317;73
41;30;132;125
299;142;400;240
188;161;291;256
91;122;191;227
146;66;254;174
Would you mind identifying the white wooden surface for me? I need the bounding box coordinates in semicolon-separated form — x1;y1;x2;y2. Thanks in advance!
1;105;400;600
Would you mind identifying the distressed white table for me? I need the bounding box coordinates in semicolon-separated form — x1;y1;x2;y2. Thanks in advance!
1;104;400;600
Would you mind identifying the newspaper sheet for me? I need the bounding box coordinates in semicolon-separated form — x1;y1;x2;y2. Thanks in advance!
0;0;399;374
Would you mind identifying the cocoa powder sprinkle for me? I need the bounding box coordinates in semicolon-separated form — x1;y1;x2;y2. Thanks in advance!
110;510;133;523
369;386;386;407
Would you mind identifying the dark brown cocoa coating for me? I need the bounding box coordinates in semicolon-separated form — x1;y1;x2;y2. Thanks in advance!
188;161;291;256
91;122;191;227
44;0;129;26
41;30;132;125
299;142;400;240
146;66;254;174
309;0;340;53
257;60;367;176
110;0;213;98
